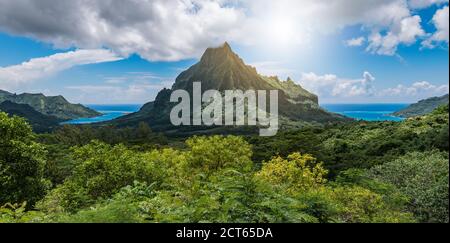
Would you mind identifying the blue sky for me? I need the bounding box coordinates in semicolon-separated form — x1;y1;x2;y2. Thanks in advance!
0;0;448;104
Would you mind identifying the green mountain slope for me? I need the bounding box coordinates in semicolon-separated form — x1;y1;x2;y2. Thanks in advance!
393;94;449;118
110;43;348;133
0;90;100;120
0;101;63;132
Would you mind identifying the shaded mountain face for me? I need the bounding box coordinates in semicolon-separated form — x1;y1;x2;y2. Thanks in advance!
111;43;347;132
393;94;449;118
0;101;63;133
0;90;100;120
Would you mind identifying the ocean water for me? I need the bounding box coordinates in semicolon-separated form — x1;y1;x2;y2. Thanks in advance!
321;103;409;121
62;103;409;124
62;104;142;124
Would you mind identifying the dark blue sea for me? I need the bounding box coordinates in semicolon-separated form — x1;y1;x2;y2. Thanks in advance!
62;103;409;124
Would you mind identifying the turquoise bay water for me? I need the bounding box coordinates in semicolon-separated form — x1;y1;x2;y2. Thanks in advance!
61;104;142;124
62;103;409;124
322;104;409;121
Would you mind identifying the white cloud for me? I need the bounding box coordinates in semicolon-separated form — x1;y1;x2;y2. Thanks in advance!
104;77;127;84
298;71;375;98
408;0;448;9
0;0;246;62
66;83;170;104
249;61;295;78
345;37;366;47
366;15;425;55
235;0;428;56
103;72;166;84
422;5;449;48
0;49;123;90
0;0;446;60
66;74;174;104
297;71;448;103
381;81;449;96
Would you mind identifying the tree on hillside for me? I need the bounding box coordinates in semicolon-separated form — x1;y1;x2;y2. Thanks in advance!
0;112;49;207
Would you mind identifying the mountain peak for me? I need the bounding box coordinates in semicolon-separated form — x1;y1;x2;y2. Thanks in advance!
211;41;232;52
174;41;268;91
199;41;238;65
221;41;232;50
110;44;347;131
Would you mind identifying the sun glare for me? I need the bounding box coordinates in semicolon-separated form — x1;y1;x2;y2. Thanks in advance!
268;17;296;46
257;15;311;57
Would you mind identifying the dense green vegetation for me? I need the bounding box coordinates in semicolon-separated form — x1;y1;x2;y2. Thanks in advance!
0;113;50;207
249;107;449;176
0;101;63;133
368;151;448;222
0;104;448;223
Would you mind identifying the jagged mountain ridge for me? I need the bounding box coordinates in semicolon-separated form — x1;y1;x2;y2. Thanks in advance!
109;42;347;131
0;90;101;120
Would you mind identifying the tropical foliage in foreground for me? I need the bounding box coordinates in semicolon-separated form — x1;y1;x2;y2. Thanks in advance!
0;105;448;223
